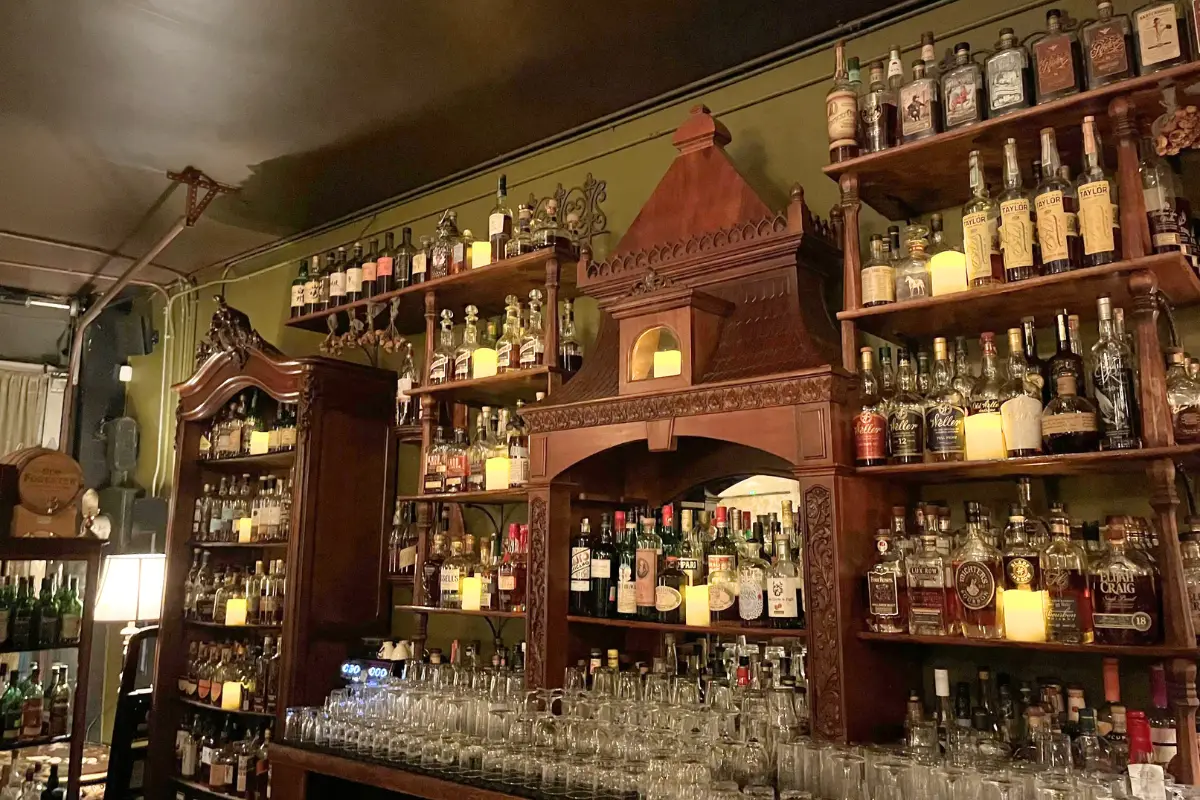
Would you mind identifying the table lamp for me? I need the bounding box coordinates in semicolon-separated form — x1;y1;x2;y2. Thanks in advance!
94;553;166;652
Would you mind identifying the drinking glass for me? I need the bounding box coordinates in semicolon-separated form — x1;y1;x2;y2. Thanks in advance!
564;666;587;694
1037;734;1074;777
982;776;1027;800
1034;779;1080;800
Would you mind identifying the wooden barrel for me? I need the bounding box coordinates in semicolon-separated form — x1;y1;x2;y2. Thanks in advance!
0;447;84;515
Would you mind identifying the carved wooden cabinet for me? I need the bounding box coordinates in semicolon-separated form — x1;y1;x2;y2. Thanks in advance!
147;305;396;798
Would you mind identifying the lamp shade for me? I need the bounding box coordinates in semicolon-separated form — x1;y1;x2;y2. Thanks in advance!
94;554;166;623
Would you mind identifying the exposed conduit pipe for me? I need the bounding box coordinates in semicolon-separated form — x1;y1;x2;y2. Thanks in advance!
0;258;171;296
0;230;189;280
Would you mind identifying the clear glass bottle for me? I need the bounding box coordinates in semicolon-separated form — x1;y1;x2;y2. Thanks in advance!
505;205;535;258
867;529;908;633
428;309;455;386
953;336;974;398
737;539;770;625
899;60;942;143
451;221;471;274
1133;0;1191;74
519;289;545;369
1082;0;1136;86
1000;327;1045;457
1091;295;1140;450
860;234;895;307
395;341;420;427
917;349;932;396
860;60;897;153
489;175;513;262
967;332;1006;460
907;533;951;635
963;150;1004;286
941;42;985;130
467;407;492;492
987;28;1033;116
439;539;467;609
887;348;927;465
559;300;583;373
998;138;1039;282
1041;504;1095;643
953;501;1004;639
879;344;897;413
826;41;860;163
768;519;804;629
454;305;481;382
928;212;968;297
496;295;522;373
1077;117;1122;267
1002;504;1047;640
925;337;967;462
412;235;431;284
894;223;932;301
1141;136;1182;253
1181;517;1200;639
444;427;469;493
1015;478;1051;548
1166;348;1200;442
1031;9;1085;103
1043;374;1100;453
1035;127;1081;273
429;211;459;280
854;346;888;467
1089;516;1160;645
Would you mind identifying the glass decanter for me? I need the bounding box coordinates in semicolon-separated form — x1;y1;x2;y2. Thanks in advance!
505;205;535;258
519;289;545;369
496;295;522;373
952;501;1004;639
1166;348;1200;442
428;310;455;386
454;305;481;382
1088;516;1160;645
429;211;460;280
467;406;492;492
894;223;932;302
1041;504;1095;644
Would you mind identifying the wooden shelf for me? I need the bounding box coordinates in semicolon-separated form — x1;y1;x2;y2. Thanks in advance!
395;424;422;444
408;366;557;406
396;605;525;620
838;253;1200;340
0;641;79;654
184;620;282;631
858;631;1200;658
386;574;414;585
568;614;808;639
178;697;276;719
0;733;70;753
172;777;245;800
397;488;528;504
195;450;296;472
187;540;289;549
0;537;105;561
285;245;578;335
855;443;1200;482
823;61;1200;218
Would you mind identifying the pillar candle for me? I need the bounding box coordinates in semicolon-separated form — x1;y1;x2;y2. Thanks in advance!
472;348;498;379
225;598;248;626
461;577;482;611
1002;589;1048;642
965;413;1007;461
685;584;710;627
485;456;510;491
472;241;492;269
652;349;683;378
929;250;969;296
221;681;242;711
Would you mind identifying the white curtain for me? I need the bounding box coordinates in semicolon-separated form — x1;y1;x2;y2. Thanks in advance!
0;370;50;457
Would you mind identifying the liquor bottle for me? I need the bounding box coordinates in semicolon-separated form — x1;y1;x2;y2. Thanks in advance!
963;151;1003;286
635;513;662;622
953;336;974;397
656;534;687;625
768;509;804;629
421;527;447;607
941;42;984;130
35;578;58;647
1031;9;1084;103
590;514;617;618
394;227;415;289
860;234;895;307
506;205;535;257
1082;0;1135;86
10;579;31;650
1048;311;1086;392
987;29;1033;116
559;300;583;373
879;345;897;411
920;31;940;78
886;44;904;89
289;261;306;319
496;295;522;373
1001;504;1046;640
615;511;637;619
1148;663;1177;767
451;219;471;274
1035;128;1080;273
894;224;932;301
826;41;859;163
375;231;395;294
412;235;431;285
1089;516;1160;644
489;175;513;261
519;289;545;369
707;507;739;622
21;663;42;739
395;341;420;428
1141;137;1182;253
925;337;967;462
966;332;1006;461
854;346;888;467
570;518;593;616
899;60;941;143
860;60;897;153
1019;318;1050;406
678;509;705;588
1166;348;1200;442
998;139;1038;282
1;668;21;742
507;402;530;488
429;212;458;280
1043;374;1100;453
1091;296;1140;450
887;226;902;269
428;310;455;386
916;349;932;396
454;306;481;382
867;529;907;633
444;428;469;493
737;533;769;625
439;539;468;609
887;348;926;464
1077;117;1121;267
847;55;861;94
907;533;950;635
1133;0;1191;73
499;523;526;613
328;247;347;307
1000;328;1044;458
361;238;378;298
301;256;320;316
952;502;1003;638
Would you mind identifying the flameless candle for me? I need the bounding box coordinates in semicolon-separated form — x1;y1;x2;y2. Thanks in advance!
485;456;510;491
685;584;711;627
236;517;253;544
225;598;248;626
221;681;242;711
473;348;498;379
929;249;969;296
652;349;683;378
461;577;482;611
472;241;492;269
965;413;1007;461
249;431;271;455
1001;588;1047;642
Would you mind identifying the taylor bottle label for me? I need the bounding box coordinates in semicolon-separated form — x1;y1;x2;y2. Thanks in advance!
635;549;657;606
988;52;1027;112
826;89;858;155
1034;36;1076;95
1137;4;1182;67
926;403;966;456
899;82;934;137
1000;199;1035;270
887;409;924;459
955;561;997;610
860;265;895;305
963;211;994;282
1078;181;1115;255
867;571;899;617
943;73;979;127
1088;25;1130;77
1035;191;1070;263
854;409;887;462
570;547;591;592
768;576;799;618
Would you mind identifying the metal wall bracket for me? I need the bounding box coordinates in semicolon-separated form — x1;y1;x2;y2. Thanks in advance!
167;166;237;227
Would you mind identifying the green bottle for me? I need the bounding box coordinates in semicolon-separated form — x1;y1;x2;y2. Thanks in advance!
0;577;13;647
35;578;58;647
10;578;32;650
57;578;82;645
0;667;21;741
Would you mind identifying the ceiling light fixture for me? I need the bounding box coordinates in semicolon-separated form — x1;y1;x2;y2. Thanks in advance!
25;297;72;311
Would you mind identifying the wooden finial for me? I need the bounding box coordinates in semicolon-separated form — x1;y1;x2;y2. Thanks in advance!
672;104;732;154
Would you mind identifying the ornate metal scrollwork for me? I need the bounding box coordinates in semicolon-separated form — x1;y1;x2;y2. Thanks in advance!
525;173;608;247
194;296;279;368
627;268;675;297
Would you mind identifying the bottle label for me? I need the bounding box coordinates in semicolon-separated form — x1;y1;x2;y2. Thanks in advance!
1079;181;1116;255
739;570;764;620
1034;35;1077;95
489;213;511;238
1093;364;1138;442
854;409;887;462
955;561;997;610
497;342;514;369
280;426;297;448
867;571;899;617
655;585;682;612
454;351;471;381
1001;394;1044;454
768;576;799;618
346;266;363;293
899;81;935;137
590;558;611;579
1041;411;1098;435
498;574;516;591
376;256;393;277
451;243;465;267
1004;556;1039;589
440;567;461;594
826;89;858;152
942;71;979;127
1035;191;1070;264
1174;405;1200;442
237;756;251;792
887;409;924;458
181;743;198;776
1000;198;1035;270
887;57;903;81
707;554;737;611
926;403;966;456
1088;25;1130;77
617;563;637;614
290;285;304;308
362;260;377;282
1149;208;1181;247
303;280;318;305
1137;4;1182;66
431;248;449;275
328;272;346;297
963;211;994;281
429;354;449;382
860;265;895;304
570;547;591;592
509;452;529;484
988;51;1027;111
519;339;540;367
398;546;417;572
635;548;657;606
201;746;214;766
1045;576;1085;643
412;253;427;275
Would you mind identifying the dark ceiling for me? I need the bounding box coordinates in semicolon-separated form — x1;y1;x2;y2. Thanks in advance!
0;0;906;295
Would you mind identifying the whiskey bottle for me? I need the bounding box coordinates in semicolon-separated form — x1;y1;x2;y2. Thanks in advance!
289;261;306;319
1077;117;1121;267
301;255;321;315
375;231;395;294
916;349;932;396
519;289;546;369
860;234;895;307
963;150;1003;286
952;502;1004;639
428;310;455;386
854;346;888;467
1042;374;1100;453
1133;0;1191;74
454;306;481;382
906;533;950;635
1035;128;1080;273
887;348;927;464
1021;317;1051;405
826;41;860;163
1031;9;1084;103
894;224;932;301
925;337;967;462
1082;0;1135;86
1141;136;1182;253
1000;327;1044;458
1048;310;1086;393
860;60;897;153
941;42;985;130
879;345;897;412
966;332;1006;460
345;242;363;303
1089;516;1160;645
998;138;1038;282
489;175;513;262
439;539;467;609
1182;517;1200;638
1041;504;1095;643
1001;504;1046;640
899;60;941;143
1091;296;1140;449
986;29;1033;117
395;227;415;289
1166;348;1200;442
867;529;907;633
559;300;583;373
421;527;447;607
412;235;431;285
920;31;940;79
952;336;974;398
507;401;530;488
328;246;347;307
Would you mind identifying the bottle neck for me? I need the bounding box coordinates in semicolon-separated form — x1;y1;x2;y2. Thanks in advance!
1003;146;1023;190
969;157;987;199
1041;134;1062;177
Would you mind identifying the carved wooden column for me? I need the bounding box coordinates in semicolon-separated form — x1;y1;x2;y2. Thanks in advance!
839;173;862;373
1168;658;1200;784
525;483;571;690
543;255;563;397
414;291;440;605
1109;96;1151;260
